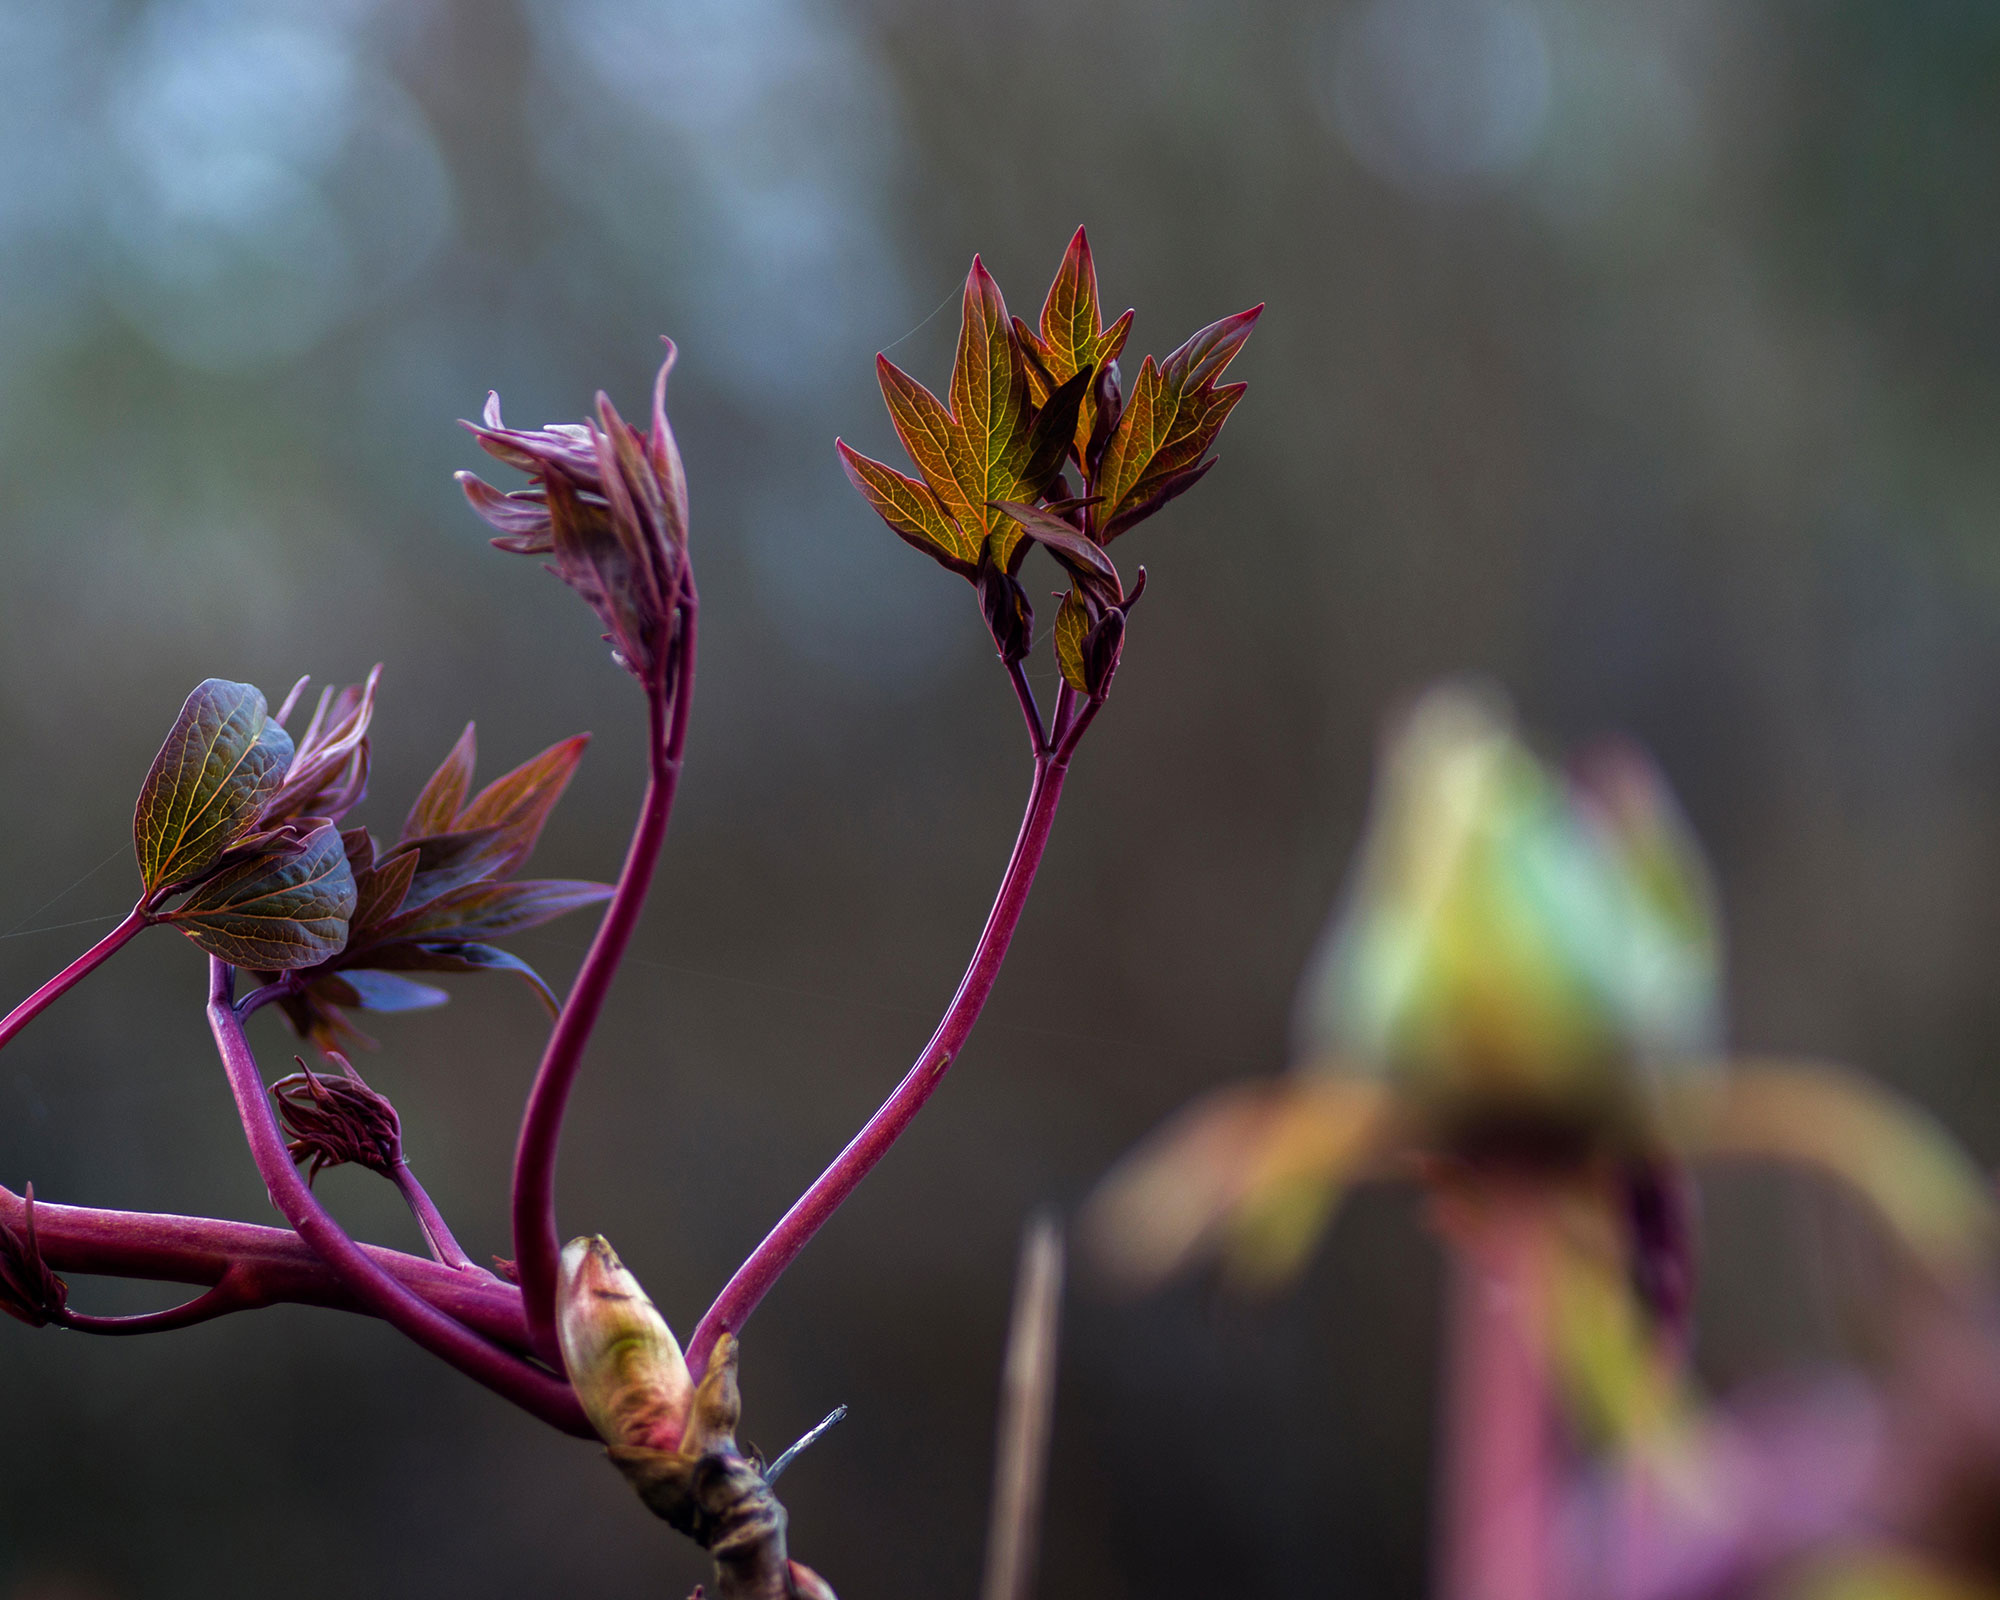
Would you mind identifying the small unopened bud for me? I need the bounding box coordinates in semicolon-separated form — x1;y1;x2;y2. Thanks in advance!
557;1235;693;1453
1079;605;1125;700
978;563;1034;666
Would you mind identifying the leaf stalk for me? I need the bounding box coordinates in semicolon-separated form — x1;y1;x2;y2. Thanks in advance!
688;734;1076;1380
0;903;151;1055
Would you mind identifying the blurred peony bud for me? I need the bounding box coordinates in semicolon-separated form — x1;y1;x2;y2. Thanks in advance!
1294;683;1721;1154
557;1235;693;1453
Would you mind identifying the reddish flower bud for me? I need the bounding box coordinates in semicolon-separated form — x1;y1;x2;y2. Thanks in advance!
270;1053;403;1182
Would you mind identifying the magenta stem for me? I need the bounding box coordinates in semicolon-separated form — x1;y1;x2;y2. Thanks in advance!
688;748;1072;1380
0;904;150;1055
1440;1195;1558;1600
511;593;697;1363
392;1160;476;1271
4;1181;536;1352
206;959;590;1435
54;1271;260;1336
1005;658;1049;757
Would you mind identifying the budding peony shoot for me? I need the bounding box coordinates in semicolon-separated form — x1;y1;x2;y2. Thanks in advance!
1294;680;1721;1153
557;1235;695;1454
460;342;691;686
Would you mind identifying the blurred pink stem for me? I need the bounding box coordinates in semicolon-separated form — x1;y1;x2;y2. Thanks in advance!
0;905;150;1055
1441;1193;1559;1600
511;590;696;1364
688;744;1071;1381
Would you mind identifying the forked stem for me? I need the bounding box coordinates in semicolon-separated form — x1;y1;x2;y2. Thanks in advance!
54;1269;261;1336
392;1160;476;1271
511;591;697;1363
207;959;590;1435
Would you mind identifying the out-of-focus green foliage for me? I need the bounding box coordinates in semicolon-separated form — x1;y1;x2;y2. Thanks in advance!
1297;682;1720;1138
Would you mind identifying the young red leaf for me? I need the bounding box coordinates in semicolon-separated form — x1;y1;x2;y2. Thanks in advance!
1017;227;1135;459
336;970;450;1014
454;734;591;875
836;440;980;575
263;667;378;826
160;823;357;970
459;476;555;550
380;879;615;945
988;501;1122;596
462;344;689;682
1091;304;1261;542
350;847;420;936
1053;590;1092;694
340;826;376;876
404;722;477;840
389;826;516;916
134;680;294;895
365;941;561;1017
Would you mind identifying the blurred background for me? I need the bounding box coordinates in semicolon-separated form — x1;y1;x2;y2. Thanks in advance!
2;0;1998;1594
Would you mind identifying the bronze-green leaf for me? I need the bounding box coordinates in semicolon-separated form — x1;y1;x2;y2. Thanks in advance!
950;257;1032;551
161;823;356;969
988;501;1121;595
377;878;614;945
1016;227;1134;458
403;722;477;840
1053;589;1092;693
452;734;591;875
1091;304;1260;540
134;680;294;895
836;440;980;574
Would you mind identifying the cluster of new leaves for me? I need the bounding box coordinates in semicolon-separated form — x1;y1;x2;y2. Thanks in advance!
459;342;691;685
134;675;377;969
838;229;1259;698
263;723;613;1052
124;676;609;1048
